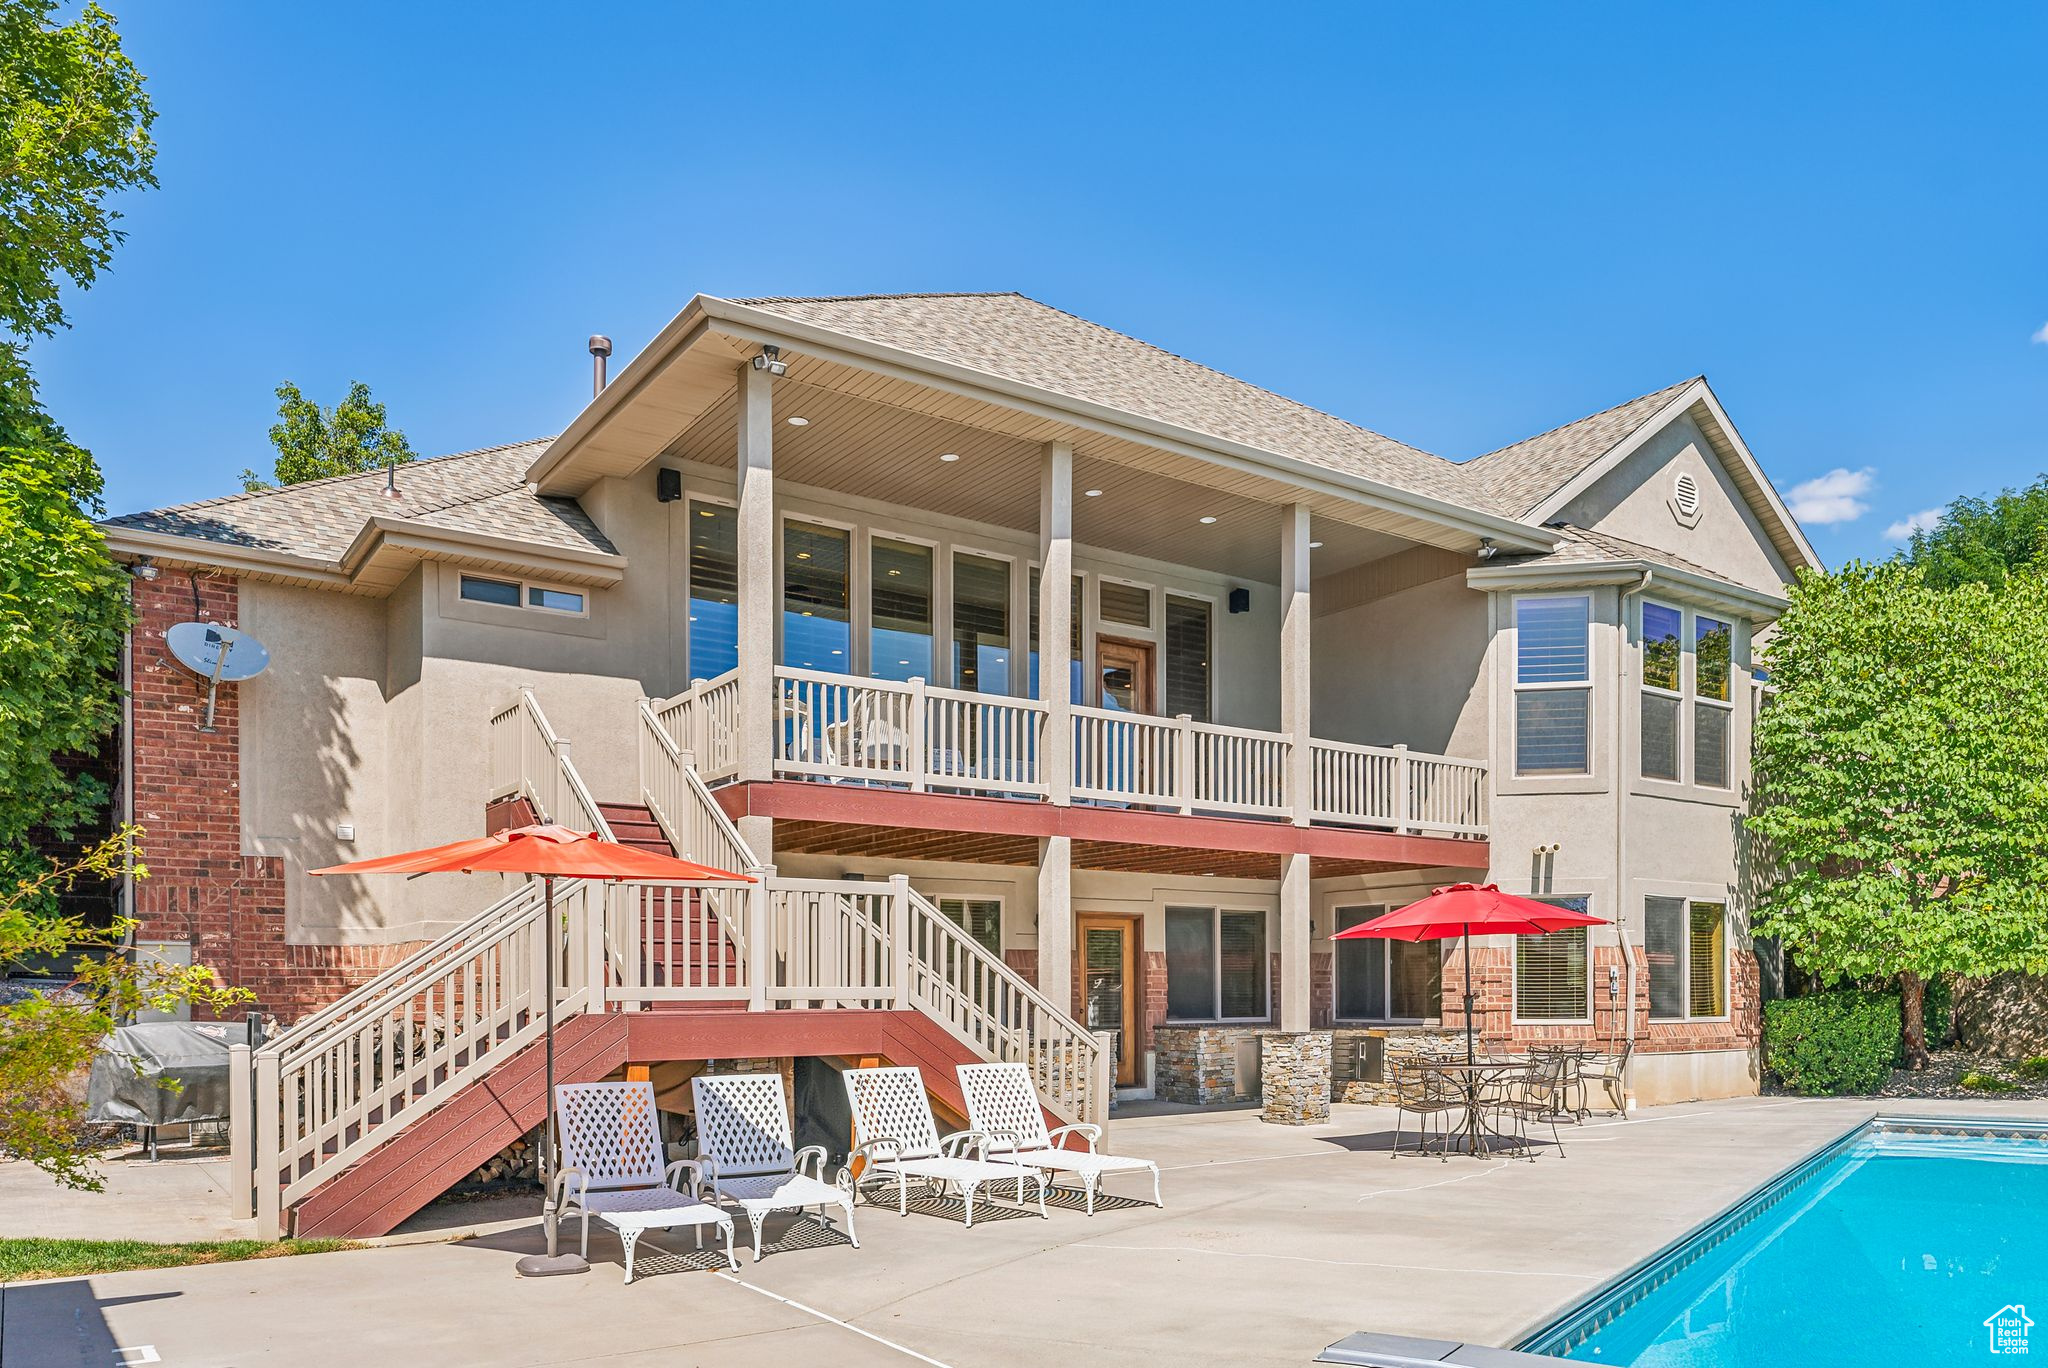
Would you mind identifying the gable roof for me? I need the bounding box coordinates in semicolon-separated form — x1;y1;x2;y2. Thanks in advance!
1459;378;1701;517
725;292;1476;507
100;440;615;564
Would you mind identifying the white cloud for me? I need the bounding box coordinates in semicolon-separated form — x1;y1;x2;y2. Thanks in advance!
1884;507;1943;542
1787;467;1876;526
2034;321;2048;344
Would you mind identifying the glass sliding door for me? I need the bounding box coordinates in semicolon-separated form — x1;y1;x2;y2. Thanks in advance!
870;536;934;683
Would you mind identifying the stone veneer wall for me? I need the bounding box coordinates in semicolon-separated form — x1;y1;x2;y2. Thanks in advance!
1155;1026;1264;1104
129;571;417;1023
1259;1032;1331;1125
1331;1026;1469;1105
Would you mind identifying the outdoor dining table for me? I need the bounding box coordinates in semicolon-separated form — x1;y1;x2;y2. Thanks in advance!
1416;1059;1527;1157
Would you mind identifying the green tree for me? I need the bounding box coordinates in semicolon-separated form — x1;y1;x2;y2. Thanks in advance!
1900;475;2048;591
241;380;415;491
0;0;157;341
1747;562;2048;1068
1;831;249;1189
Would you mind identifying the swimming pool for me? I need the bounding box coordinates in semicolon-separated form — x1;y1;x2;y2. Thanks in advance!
1520;1115;2048;1366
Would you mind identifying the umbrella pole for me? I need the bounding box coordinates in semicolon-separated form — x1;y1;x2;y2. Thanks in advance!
1462;924;1476;1066
542;875;555;1246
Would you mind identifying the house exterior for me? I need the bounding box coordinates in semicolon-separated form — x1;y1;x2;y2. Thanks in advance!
101;292;1817;1175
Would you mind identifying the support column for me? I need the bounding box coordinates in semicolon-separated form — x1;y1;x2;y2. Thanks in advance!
1037;835;1073;1013
1280;851;1311;1032
1039;443;1075;805
736;359;776;785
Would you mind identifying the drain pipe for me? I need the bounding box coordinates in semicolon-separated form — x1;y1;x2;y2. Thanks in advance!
1615;569;1654;1105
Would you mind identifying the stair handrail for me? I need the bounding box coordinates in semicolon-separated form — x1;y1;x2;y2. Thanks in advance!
490;687;615;841
636;697;762;872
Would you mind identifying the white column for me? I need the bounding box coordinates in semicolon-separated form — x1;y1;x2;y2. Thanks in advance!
1037;835;1073;1015
1039;442;1074;806
1281;502;1313;826
736;360;775;785
1280;852;1311;1031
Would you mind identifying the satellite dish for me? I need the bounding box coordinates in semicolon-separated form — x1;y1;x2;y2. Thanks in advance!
166;622;270;682
164;622;270;734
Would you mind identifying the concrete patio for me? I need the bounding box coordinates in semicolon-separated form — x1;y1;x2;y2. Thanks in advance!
12;1094;2048;1368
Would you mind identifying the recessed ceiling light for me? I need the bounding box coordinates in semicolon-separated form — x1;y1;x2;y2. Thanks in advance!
1310;541;1324;549
698;508;716;517
1199;515;1218;525
786;416;809;427
1084;489;1104;498
796;551;811;560
940;453;960;462
831;648;842;655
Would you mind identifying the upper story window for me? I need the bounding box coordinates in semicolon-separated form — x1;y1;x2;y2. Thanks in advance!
1027;567;1084;700
952;552;1012;695
1636;599;1737;789
1163;594;1212;722
782;520;851;671
869;535;934;683
1514;595;1591;775
1099;580;1152;629
687;500;737;679
459;574;587;617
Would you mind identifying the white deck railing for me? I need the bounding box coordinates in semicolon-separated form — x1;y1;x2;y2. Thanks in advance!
653;665;1487;837
487;688;615;840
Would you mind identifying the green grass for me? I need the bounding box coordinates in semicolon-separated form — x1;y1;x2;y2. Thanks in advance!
0;1237;358;1283
2015;1056;2048;1080
1960;1070;2021;1093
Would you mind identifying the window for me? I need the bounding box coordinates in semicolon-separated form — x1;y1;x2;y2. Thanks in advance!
1514;896;1590;1022
1646;896;1728;1020
1335;906;1442;1020
870;536;934;683
688;500;738;678
1640;601;1682;782
459;574;586;616
1027;567;1083;699
1099;580;1152;629
459;575;520;607
1694;615;1732;789
936;897;1000;956
1515;596;1591;775
1165;907;1268;1021
952;552;1012;694
781;520;851;670
1163;595;1212;722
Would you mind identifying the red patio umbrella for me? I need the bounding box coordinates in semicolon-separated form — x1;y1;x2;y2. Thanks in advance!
1330;883;1606;1064
311;824;752;1237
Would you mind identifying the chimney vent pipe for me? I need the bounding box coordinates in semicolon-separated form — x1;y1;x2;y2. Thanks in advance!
589;335;613;397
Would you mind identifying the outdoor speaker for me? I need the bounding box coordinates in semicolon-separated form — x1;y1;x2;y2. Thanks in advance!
1228;587;1251;614
656;468;682;503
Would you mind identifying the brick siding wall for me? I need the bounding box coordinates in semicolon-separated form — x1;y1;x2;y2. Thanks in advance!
1440;940;1760;1055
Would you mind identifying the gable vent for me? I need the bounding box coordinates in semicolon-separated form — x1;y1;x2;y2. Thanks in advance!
1673;471;1702;520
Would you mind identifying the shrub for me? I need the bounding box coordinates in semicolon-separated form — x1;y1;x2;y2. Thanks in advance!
1961;1071;2019;1093
2015;1057;2048;1080
1763;990;1902;1096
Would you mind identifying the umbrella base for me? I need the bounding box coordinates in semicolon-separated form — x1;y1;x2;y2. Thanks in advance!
516;1253;589;1278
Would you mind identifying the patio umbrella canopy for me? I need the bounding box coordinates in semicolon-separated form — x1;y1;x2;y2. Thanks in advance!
311;823;752;1261
1330;882;1606;1063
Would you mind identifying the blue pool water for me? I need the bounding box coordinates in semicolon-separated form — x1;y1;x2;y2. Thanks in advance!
1524;1118;2048;1366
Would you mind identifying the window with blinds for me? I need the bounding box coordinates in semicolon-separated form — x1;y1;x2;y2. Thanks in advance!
1641;601;1682;782
1334;906;1387;1020
688;500;738;679
1100;580;1152;628
1163;595;1212;722
1695;615;1732;789
1646;895;1728;1019
937;897;1001;956
1164;906;1267;1020
1027;567;1083;700
870;536;933;683
1514;896;1590;1021
952;553;1012;694
781;521;850;670
1515;596;1591;775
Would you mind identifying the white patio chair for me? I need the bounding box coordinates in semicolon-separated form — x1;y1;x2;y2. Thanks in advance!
842;1065;1048;1227
552;1081;736;1282
690;1071;859;1260
958;1062;1162;1215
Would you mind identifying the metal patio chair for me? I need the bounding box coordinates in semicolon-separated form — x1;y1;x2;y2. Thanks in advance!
843;1065;1048;1226
958;1061;1162;1214
552;1081;736;1282
691;1071;859;1260
1390;1059;1460;1161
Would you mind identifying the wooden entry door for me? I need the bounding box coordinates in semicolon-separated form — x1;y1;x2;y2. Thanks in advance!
1096;637;1155;714
1077;915;1141;1086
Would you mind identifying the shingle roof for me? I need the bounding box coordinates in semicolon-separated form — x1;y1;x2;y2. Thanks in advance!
728;293;1476;505
100;440;617;564
1491;524;1783;604
1458;378;1699;517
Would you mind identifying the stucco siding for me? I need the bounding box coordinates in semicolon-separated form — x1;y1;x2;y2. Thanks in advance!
1313;571;1489;758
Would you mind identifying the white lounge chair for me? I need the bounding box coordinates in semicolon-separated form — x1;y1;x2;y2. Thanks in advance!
551;1081;736;1282
841;1065;1048;1227
958;1062;1163;1214
690;1071;859;1260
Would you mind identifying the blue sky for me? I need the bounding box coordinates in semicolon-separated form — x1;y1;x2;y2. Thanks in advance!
34;4;2047;566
